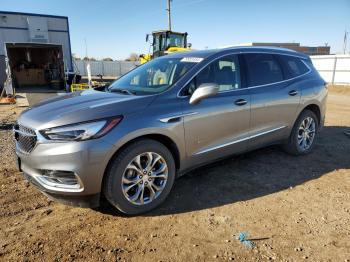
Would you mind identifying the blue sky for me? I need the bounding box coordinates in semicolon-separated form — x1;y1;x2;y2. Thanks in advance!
1;0;349;59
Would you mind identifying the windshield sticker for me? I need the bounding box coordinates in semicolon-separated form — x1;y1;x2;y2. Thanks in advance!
181;57;204;63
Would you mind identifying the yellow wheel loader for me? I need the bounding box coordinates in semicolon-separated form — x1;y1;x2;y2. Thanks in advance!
139;30;191;64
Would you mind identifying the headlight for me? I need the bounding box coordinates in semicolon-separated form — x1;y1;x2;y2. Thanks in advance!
40;117;122;141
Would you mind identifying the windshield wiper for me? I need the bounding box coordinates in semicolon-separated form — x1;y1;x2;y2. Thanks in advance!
109;88;135;95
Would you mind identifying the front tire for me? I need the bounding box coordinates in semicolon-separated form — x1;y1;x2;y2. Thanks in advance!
283;110;319;155
103;139;175;215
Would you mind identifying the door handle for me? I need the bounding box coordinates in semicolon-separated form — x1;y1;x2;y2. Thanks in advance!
234;99;247;106
289;90;298;96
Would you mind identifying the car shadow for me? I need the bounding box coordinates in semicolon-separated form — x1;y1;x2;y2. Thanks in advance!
96;126;350;216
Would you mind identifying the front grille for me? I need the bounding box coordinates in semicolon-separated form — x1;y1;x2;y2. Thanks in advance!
14;124;37;154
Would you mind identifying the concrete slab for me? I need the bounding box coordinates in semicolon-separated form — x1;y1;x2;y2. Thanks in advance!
26;92;61;106
15;93;29;107
15;86;62;93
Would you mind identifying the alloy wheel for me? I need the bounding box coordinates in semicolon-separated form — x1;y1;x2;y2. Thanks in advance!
297;116;316;151
121;152;168;205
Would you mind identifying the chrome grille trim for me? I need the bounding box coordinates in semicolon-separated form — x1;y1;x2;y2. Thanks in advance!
13;124;37;154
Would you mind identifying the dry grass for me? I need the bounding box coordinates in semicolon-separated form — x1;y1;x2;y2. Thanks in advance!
327;84;350;94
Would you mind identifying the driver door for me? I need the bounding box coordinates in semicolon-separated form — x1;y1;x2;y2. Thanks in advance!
180;54;251;168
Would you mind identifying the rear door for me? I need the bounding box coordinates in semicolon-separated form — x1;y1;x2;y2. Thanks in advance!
180;54;251;168
243;53;304;149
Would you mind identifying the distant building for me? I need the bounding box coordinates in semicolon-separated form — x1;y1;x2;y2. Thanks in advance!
233;42;330;56
0;11;72;91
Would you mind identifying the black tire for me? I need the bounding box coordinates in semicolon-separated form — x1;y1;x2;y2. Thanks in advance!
283;110;319;155
103;139;175;215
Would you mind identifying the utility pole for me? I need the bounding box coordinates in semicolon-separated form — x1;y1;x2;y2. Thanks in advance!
343;30;348;54
84;38;89;59
166;0;172;31
84;38;92;88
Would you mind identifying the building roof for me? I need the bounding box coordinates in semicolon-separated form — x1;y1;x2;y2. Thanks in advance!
151;30;187;35
0;10;68;20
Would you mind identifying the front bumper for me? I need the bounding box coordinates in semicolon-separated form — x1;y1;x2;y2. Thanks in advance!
23;173;100;208
16;138;115;206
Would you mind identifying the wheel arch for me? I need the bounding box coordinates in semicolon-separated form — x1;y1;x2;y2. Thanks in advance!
301;103;321;125
102;133;181;184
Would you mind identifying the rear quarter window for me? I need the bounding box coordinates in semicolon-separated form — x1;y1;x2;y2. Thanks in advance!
277;55;310;79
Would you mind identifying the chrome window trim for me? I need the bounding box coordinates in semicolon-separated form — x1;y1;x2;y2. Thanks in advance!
194;125;286;155
177;51;312;98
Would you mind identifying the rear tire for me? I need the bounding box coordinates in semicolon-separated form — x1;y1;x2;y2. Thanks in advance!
103;139;175;215
283;110;319;155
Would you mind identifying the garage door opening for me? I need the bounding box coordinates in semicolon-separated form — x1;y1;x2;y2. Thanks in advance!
6;43;65;92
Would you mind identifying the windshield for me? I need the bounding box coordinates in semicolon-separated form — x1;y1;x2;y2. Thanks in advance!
109;58;197;95
161;34;186;49
153;33;186;53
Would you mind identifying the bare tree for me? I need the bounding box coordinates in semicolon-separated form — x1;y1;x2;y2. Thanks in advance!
72;53;81;60
83;57;97;61
103;57;114;61
125;53;139;62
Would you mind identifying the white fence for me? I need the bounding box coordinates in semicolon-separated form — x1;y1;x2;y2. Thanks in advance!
311;55;350;85
74;55;350;85
74;60;138;77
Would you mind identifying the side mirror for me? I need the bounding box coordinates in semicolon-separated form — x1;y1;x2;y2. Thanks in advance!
189;83;219;105
146;34;149;42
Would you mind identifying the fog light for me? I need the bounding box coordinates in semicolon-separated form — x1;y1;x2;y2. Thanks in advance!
40;170;80;188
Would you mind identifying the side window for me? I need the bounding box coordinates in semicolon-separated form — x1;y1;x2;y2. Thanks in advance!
244;53;283;86
278;55;309;79
153;37;160;52
183;55;241;96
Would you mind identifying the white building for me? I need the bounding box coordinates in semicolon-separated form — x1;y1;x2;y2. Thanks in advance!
0;11;72;91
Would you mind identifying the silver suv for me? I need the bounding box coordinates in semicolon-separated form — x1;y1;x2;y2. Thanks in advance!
14;47;327;214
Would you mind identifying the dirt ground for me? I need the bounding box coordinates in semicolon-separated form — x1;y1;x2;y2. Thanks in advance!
0;86;349;262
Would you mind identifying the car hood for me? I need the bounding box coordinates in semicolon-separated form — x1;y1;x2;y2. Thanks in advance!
18;89;156;130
